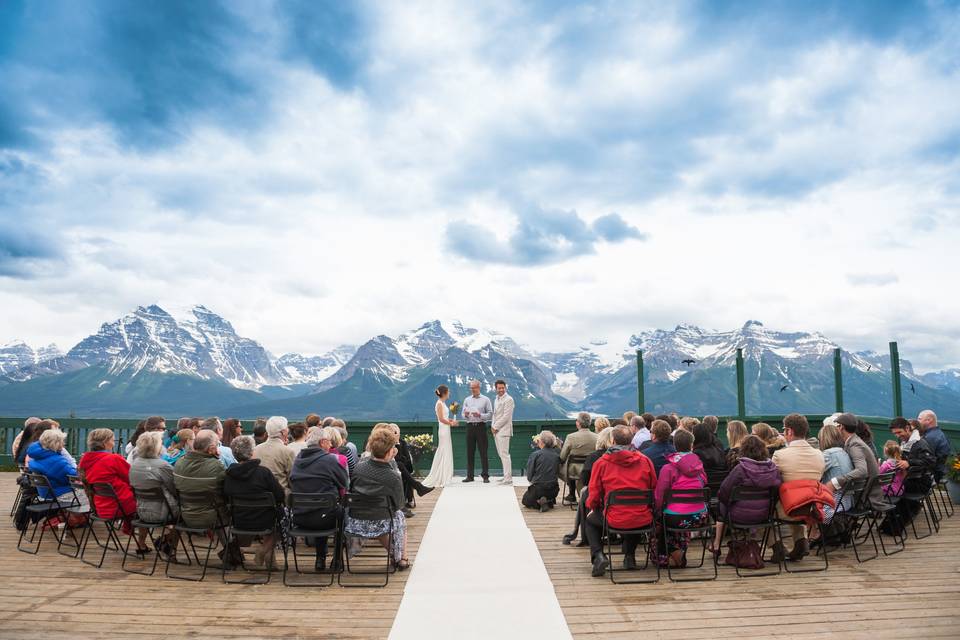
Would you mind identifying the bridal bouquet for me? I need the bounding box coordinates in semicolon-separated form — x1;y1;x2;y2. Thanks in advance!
448;401;460;416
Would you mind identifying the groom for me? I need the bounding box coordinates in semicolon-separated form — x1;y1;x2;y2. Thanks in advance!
461;379;492;482
492;379;515;484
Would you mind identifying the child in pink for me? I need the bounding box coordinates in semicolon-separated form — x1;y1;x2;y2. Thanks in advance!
878;440;905;496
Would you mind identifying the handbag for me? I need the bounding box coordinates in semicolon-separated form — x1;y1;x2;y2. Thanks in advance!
724;538;764;569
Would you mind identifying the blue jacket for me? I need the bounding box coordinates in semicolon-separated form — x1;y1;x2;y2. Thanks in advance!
26;442;77;500
923;427;953;481
639;440;677;477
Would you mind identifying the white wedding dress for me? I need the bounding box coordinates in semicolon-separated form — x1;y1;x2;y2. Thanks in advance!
422;399;454;488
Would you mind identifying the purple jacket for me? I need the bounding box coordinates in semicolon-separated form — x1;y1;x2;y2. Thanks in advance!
716;457;782;524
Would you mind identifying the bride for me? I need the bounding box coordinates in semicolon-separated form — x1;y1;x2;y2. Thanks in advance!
422;384;458;488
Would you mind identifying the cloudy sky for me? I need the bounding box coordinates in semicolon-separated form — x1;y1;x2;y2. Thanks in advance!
1;1;959;371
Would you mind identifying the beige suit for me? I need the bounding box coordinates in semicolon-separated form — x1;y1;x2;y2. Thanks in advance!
254;437;295;495
559;428;598;492
772;439;826;541
492;393;515;481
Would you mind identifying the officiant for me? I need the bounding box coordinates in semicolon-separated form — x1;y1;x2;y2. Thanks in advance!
461;380;493;482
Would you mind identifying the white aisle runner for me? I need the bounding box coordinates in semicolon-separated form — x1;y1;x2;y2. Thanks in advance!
389;480;572;640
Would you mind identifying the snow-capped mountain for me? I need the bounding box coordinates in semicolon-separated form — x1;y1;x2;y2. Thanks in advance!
922;368;960;393
276;347;357;384
0;341;62;379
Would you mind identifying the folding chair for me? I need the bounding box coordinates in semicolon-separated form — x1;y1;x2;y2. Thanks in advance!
831;478;879;563
122;486;177;576
776;510;829;573
80;482;136;569
165;490;229;582
223;492;281;584
723;485;782;578
661;488;717;582
339;493;395;588
16;474;66;555
9;465;28;519
899;467;938;540
873;471;906;555
562;455;588;509
603;489;659;584
705;469;728;520
284;493;341;587
933;477;954;519
57;475;90;558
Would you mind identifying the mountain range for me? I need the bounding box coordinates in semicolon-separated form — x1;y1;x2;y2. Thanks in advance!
2;304;959;421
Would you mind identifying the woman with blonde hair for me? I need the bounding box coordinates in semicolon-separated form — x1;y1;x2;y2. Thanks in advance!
818;422;852;523
563;426;616;546
725;420;749;468
593;416;611;433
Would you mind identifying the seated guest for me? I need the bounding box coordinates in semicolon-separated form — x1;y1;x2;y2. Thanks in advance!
172;430;227;530
818;421;852;523
344;428;410;570
753;422;786;456
770;414;825;562
878;440;906;496
725;420;749;468
124;420;147;459
593;416;611;434
286;422;309;456
522;431;562;512
17;420;59;467
630;416;651;450
221;418;243;448
253;418;268;445
335;424;358;478
129;431;178;524
79;428;142;544
254;416;295;495
27;429;85;506
10;416;41;459
564;426;616;546
200;418;237;468
560;413;598;502
711;435;781;554
640;420;676;476
129;431;178;558
387;424;433;516
692;423;726;472
830;413;884;511
856;419;876;456
333;419;358;458
655;430;708;568
163;429;194;465
224;435;285;568
290;426;350;570
883;417;937;533
918;409;953;481
584;425;658;576
126;416;166;464
702;415;720;438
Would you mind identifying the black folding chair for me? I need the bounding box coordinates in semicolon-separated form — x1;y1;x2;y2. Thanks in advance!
776;505;829;574
224;492;281;584
603;489;659;584
284;493;341;587
723;485;782;578
562;455;588;509
80;482;136;568
874;471;906;555
16;474;67;554
165;490;229;582
56;475;90;558
661;488;716;582
935;477;954;518
831;478;879;563
9;465;28;519
122;486;177;576
705;469;728;520
339;493;395;588
899;467;938;539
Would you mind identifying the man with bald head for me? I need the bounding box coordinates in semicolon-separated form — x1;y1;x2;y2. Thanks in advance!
918;410;953;481
461;380;493;483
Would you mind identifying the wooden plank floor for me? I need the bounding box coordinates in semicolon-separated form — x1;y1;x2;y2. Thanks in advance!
516;486;960;640
0;472;438;640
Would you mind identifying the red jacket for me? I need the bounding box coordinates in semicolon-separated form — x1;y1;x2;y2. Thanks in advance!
778;479;835;529
78;451;137;520
587;448;658;529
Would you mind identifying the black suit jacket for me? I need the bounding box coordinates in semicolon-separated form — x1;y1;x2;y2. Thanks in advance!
395;439;414;473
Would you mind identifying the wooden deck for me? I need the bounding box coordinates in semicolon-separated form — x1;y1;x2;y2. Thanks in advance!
0;472;438;640
516;486;960;639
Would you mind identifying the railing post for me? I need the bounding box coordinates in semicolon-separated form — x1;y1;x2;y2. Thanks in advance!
889;341;903;417
833;348;844;413
636;349;644;413
736;348;746;419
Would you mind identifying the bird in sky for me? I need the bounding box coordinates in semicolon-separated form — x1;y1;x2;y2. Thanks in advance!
780;384;789;392
910;383;916;394
681;359;696;366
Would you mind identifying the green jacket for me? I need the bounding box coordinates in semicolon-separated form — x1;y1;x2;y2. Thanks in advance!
173;450;226;529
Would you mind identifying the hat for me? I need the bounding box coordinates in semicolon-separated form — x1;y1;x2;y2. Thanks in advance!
835;413;858;428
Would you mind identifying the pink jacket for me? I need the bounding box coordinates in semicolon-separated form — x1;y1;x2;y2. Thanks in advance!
878;459;905;496
655;452;707;514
